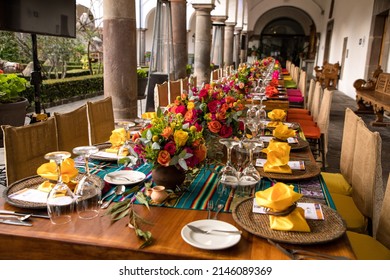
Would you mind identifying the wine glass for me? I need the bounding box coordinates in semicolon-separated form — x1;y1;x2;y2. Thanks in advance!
73;146;101;219
218;138;240;192
256;104;267;137
117;121;139;169
237;138;262;197
45;151;76;225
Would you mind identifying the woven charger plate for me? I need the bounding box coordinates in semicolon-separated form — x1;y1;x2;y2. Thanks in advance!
257;160;320;181
232;198;346;245
3;174;104;210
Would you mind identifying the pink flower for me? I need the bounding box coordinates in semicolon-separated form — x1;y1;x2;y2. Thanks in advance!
164;141;177;156
175;105;187;115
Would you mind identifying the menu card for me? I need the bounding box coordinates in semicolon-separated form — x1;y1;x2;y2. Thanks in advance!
252;199;324;220
8;188;48;203
255;159;305;170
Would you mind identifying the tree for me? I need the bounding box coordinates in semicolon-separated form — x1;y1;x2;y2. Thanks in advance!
0;31;22;62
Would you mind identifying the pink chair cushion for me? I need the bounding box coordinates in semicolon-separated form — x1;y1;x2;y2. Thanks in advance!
288;95;304;103
287;89;302;96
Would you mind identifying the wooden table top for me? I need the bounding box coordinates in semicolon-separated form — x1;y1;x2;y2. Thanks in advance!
0;194;356;260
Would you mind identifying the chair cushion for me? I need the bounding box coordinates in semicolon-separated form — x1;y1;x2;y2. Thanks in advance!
288;95;304;103
331;193;367;233
321;172;352;196
286;89;302;96
347;231;390;260
287;114;314;122
299;124;321;138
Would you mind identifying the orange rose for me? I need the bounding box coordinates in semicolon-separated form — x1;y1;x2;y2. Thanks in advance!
216;111;227;121
193;143;207;162
157;150;171;166
161;126;173;139
207;120;222;133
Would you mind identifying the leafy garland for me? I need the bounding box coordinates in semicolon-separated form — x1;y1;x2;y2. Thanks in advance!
104;183;154;248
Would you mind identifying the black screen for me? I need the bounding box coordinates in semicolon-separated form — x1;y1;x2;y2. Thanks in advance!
0;0;76;38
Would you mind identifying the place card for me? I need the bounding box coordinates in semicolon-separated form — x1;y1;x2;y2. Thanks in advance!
252;199;324;220
255;159;305;170
94;151;119;159
8;188;48;204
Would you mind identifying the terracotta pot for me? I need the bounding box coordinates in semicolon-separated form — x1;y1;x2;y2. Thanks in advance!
151;165;185;190
150;186;168;203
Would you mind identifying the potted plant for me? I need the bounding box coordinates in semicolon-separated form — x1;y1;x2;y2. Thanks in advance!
0;73;29;146
137;68;148;99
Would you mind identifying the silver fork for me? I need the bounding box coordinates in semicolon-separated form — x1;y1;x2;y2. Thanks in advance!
207;200;214;219
187;225;242;235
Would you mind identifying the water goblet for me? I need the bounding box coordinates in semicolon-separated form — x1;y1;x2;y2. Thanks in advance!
45;151;76;225
73;146;102;219
218;138;240;191
237;138;263;197
117;121;140;169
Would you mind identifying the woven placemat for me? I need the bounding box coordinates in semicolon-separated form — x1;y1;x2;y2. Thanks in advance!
232;198;346;245
3;174;104;209
89;142;118;162
257;160;320;181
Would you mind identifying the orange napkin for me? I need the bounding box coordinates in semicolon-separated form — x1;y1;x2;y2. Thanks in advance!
273;123;296;141
255;182;310;232
265;85;279;97
261;139;292;174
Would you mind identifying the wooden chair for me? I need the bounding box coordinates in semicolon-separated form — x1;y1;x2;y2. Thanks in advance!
169;79;181;103
322;108;361;196
292;65;300;84
154;81;169;111
54;105;89;156
1;117;59;186
211;69;219;81
331;119;383;234
188;75;197;92
181;77;189;93
87;96;115;145
346;174;390;259
288;78;315;113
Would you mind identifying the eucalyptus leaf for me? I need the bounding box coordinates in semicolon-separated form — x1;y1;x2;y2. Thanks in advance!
146;129;152;140
135;191;150;210
152;142;161;150
170;156;178;165
112;209;130;221
178;158;188;170
183;152;193;159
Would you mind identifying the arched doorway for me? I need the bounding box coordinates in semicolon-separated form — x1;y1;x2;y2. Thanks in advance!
249;6;316;69
260;18;307;67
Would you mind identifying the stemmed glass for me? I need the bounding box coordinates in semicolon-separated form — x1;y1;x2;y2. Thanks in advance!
45;151;76;225
218;138;240;193
73;146;101;219
237;138;263;197
117;121;139;168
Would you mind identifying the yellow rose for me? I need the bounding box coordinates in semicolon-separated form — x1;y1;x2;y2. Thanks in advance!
187;101;195;110
174;130;189;147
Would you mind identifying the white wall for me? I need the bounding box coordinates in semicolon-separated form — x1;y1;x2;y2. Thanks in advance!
317;0;375;98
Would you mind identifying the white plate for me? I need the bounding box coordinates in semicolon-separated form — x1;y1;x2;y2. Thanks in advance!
104;170;146;185
181;219;241;250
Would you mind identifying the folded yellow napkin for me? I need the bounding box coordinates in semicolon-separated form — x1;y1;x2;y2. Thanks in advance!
142;112;156;120
261;140;292;174
273;123;296;141
37;158;78;183
268;109;287;121
267;121;282;128
106;128;130;155
255;182;310;232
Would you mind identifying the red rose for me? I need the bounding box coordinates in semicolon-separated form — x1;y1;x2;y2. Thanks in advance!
164;141;177;156
219;125;233;138
207;100;221;114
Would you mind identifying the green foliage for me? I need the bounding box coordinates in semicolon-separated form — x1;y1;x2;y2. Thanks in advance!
0;74;28;103
137;68;148;79
0;31;22;62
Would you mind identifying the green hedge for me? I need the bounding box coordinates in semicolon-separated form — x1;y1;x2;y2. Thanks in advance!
22;74;103;105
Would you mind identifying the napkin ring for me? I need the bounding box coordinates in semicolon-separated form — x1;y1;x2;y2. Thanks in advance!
264;203;297;216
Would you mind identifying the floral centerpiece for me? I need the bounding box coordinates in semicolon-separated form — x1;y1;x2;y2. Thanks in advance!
134;110;207;171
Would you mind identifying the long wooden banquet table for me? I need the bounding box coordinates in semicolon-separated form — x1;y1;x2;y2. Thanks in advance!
0;141;356;260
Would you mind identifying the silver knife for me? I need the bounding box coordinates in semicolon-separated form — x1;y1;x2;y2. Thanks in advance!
0;218;33;227
0;210;50;219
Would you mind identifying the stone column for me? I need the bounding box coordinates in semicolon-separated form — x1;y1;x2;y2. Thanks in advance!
224;23;235;67
138;28;146;66
170;0;188;80
234;28;242;68
211;16;227;68
103;0;137;119
192;3;214;86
